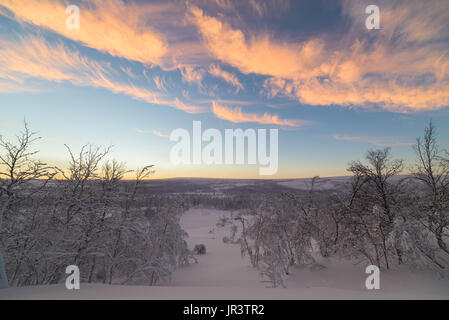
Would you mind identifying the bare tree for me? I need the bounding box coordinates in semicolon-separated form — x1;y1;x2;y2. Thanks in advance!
347;148;405;268
0;121;56;288
413;121;449;256
1;122;194;288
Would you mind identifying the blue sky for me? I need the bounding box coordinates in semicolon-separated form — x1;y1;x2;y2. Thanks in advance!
1;0;448;179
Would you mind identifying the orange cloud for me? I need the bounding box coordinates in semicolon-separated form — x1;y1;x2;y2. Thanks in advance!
0;0;168;64
179;65;205;87
209;64;243;92
0;35;108;83
152;130;169;138
211;102;310;127
0;35;205;114
295;78;449;112
2;0;448;113
120;66;139;80
153;76;167;92
188;6;327;80
189;2;449;111
171;98;206;114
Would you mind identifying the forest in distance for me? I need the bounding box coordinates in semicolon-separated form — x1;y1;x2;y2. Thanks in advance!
0;121;448;289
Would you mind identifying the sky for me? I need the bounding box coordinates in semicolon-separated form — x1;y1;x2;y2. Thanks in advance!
0;0;448;179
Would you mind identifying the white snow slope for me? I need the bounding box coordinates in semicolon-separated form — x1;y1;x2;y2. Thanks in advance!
1;208;448;300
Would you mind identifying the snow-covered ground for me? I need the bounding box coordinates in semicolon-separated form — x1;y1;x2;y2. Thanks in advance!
1;208;448;299
171;208;264;288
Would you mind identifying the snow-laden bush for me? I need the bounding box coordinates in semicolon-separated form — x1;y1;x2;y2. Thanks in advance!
218;122;449;287
0;123;192;287
219;188;330;287
193;244;206;255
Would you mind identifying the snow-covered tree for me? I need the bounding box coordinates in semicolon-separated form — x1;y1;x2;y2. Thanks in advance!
1;124;192;287
0;122;56;288
412;121;449;258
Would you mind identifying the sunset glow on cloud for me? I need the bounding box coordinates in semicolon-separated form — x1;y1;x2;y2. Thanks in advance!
211;102;308;127
1;0;448;178
208;65;243;93
2;0;448;112
1;0;168;64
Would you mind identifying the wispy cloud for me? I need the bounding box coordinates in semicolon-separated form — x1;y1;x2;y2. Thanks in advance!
209;64;243;92
120;66;139;80
0;35;205;114
179;65;205;87
211;102;311;127
188;6;326;80
135;128;169;138
153;75;167;92
332;134;415;147
2;0;449;114
189;1;449;111
152;130;169;138
0;35;109;83
0;0;168;65
248;0;291;17
0;79;42;93
171;98;206;114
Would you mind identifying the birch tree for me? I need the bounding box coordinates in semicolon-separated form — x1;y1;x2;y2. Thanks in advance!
0;122;56;288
